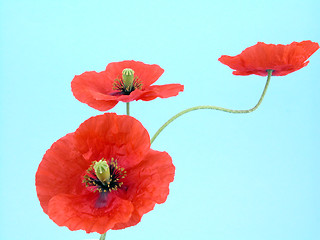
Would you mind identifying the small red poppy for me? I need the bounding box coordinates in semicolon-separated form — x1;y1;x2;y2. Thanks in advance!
71;60;184;111
36;113;175;234
218;41;319;76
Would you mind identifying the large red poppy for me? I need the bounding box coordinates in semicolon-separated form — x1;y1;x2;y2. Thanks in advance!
35;113;175;234
71;60;184;111
218;41;319;76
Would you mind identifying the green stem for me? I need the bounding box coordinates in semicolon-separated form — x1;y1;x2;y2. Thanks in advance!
126;102;130;116
99;233;106;240
150;70;273;144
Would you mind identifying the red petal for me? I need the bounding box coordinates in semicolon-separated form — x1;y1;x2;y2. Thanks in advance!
74;113;151;169
71;71;119;111
105;60;164;87
136;84;184;101
48;192;133;234
36;134;89;213
113;149;175;230
130;150;175;203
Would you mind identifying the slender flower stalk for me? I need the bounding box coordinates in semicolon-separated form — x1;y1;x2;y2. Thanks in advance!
99;233;106;240
150;70;273;144
126;102;130;116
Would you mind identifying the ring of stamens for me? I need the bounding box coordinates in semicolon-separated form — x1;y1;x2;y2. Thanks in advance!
83;158;127;193
113;77;142;94
112;68;143;95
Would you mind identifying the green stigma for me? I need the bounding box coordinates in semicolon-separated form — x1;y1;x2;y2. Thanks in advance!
122;68;135;92
93;159;110;184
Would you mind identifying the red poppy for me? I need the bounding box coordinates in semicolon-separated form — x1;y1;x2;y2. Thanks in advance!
71;60;184;111
218;41;319;76
36;113;175;234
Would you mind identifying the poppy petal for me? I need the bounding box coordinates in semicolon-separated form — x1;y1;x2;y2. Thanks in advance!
36;134;89;213
74;113;151;169
136;84;184;101
48;193;134;234
113;149;175;230
71;71;119;111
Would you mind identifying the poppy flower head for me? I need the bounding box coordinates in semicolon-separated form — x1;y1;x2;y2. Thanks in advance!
71;60;184;111
36;113;175;234
218;40;319;76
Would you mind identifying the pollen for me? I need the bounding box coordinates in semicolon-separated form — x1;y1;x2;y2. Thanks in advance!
83;158;127;193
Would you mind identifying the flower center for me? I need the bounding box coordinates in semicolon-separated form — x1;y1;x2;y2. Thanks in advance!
83;158;126;193
112;68;142;95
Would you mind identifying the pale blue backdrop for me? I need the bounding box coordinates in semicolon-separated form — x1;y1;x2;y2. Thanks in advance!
1;0;319;240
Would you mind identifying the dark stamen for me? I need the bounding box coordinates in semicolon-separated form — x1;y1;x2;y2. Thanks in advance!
112;77;142;95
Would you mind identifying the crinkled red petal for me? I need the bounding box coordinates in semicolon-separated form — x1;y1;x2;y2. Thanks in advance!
219;41;319;76
36;133;89;213
135;84;184;101
113;149;175;230
48;192;133;234
74;113;151;169
71;71;119;111
105;60;164;87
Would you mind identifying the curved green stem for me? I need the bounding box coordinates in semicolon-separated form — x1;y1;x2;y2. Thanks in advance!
99;233;106;240
150;70;273;144
126;102;130;116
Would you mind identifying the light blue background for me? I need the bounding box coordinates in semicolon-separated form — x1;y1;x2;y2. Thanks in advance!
1;1;319;240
